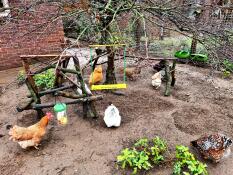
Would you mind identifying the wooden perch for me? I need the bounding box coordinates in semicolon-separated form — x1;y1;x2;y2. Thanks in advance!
32;95;103;109
27;85;75;97
20;54;72;59
55;91;86;99
116;54;177;61
16;98;34;112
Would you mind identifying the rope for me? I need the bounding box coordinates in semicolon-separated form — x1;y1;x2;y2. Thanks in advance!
123;46;127;83
90;47;94;85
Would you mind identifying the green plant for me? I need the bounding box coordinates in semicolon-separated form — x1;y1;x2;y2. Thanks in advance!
134;138;149;148
117;137;167;174
173;145;208;175
17;70;26;85
223;59;233;73
222;70;231;78
150;137;167;164
117;148;152;174
33;69;55;90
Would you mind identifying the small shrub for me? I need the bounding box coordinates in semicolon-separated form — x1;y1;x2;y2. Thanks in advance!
33;69;55;90
221;59;233;78
173;145;208;175
117;136;167;174
223;59;233;73
17;70;26;85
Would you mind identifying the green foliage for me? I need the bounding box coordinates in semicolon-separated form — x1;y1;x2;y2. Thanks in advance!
221;59;233;78
134;138;149;148
33;69;55;90
151;137;167;164
173;145;208;175
17;70;26;85
63;13;96;41
223;59;233;73
117;137;167;174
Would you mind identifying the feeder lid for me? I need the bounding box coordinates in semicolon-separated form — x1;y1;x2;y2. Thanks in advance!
54;103;67;112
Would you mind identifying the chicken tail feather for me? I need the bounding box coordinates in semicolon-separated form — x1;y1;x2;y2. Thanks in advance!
191;140;199;148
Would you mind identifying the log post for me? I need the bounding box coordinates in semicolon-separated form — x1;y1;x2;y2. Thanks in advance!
73;56;98;118
164;60;172;96
22;58;44;118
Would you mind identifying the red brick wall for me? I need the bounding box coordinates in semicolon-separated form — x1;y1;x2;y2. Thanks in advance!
0;1;64;70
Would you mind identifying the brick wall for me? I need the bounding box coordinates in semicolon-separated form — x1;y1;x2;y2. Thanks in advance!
0;1;64;70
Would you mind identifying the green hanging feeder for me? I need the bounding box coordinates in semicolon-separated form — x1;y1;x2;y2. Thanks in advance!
190;54;208;63
174;50;190;59
54;103;68;125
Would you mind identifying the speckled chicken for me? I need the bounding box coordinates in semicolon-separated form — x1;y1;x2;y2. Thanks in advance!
191;133;232;163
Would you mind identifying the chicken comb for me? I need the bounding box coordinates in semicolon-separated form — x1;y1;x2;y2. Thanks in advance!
46;112;53;119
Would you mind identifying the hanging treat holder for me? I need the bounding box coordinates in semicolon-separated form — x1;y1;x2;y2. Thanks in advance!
16;54;103;119
54;103;68;125
89;44;127;90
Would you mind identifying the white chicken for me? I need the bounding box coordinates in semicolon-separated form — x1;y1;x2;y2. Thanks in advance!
151;71;161;89
104;104;121;127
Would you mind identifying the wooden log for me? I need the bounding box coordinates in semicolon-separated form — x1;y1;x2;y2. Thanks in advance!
164;61;172;96
22;58;44;118
55;91;86;99
22;58;38;93
54;62;63;87
39;85;75;96
32;95;103;109
27;85;75;97
59;71;81;88
25;79;44;118
16;98;34;112
73;57;98;118
115;54;177;61
20;54;72;59
33;64;55;75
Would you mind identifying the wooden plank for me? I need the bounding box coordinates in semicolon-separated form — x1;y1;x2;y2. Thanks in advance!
116;54;177;60
91;84;127;90
20;55;72;59
32;95;103;109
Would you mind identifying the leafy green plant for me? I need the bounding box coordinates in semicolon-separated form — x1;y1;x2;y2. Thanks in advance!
222;70;231;79
134;138;149;148
117;148;152;174
17;70;26;85
173;145;208;175
151;137;167;164
117;137;167;174
221;59;233;78
223;59;233;72
33;69;55;90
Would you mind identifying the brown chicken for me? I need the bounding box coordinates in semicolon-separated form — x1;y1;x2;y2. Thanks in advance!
118;66;141;81
9;112;53;149
191;133;232;163
89;65;103;85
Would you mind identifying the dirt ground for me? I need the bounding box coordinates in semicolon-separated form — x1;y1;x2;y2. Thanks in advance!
0;63;232;175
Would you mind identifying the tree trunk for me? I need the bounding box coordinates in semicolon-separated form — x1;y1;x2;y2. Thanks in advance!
105;46;117;84
190;34;198;54
135;18;142;50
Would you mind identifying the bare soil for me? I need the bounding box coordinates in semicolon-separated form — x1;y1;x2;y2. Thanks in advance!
0;63;233;175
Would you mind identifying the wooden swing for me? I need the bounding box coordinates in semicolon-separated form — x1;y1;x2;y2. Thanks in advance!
17;54;103;119
89;44;127;90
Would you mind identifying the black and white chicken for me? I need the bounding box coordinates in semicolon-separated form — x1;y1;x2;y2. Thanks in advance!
191;133;232;163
